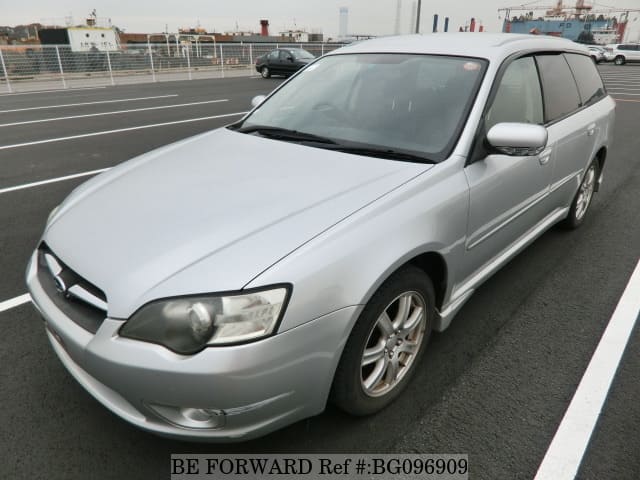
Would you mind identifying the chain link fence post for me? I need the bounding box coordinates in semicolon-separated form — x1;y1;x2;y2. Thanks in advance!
220;44;225;78
106;50;115;86
249;44;253;76
147;42;156;82
0;48;11;93
186;44;192;80
55;46;67;89
321;43;325;56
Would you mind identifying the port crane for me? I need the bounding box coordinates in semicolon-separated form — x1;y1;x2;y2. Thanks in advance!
498;1;640;22
498;1;640;42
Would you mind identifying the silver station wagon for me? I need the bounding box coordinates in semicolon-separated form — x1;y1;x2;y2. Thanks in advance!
27;33;615;441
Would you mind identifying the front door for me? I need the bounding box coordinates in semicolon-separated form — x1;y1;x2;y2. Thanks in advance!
461;56;552;285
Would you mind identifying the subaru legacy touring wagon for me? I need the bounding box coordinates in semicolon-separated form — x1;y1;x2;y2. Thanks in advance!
27;33;615;441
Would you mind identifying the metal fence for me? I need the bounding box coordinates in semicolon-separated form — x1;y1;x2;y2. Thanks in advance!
0;42;346;93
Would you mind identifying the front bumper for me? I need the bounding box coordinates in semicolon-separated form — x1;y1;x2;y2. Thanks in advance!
26;251;360;441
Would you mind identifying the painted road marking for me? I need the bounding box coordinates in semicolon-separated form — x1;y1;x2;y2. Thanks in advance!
0;112;247;151
535;260;640;480
603;83;640;87
0;86;107;97
600;74;640;78
0;293;31;314
0;168;110;195
0;99;230;127
0;95;179;114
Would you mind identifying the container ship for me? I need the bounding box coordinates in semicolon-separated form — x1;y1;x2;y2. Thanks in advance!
500;1;637;44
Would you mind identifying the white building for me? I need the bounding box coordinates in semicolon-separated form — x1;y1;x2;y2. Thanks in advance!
339;7;349;39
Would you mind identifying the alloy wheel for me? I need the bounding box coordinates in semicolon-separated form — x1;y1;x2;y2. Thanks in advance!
360;291;427;397
575;163;596;221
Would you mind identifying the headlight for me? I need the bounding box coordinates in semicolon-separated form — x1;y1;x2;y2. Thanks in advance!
119;286;290;355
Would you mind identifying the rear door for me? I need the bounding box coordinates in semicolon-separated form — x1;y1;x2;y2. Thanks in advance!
279;50;298;75
536;53;604;208
267;50;281;73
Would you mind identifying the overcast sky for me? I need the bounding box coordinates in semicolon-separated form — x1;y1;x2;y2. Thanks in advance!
3;0;639;40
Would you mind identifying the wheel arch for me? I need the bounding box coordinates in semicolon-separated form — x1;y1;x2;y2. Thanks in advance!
405;251;448;312
594;146;607;191
360;250;449;314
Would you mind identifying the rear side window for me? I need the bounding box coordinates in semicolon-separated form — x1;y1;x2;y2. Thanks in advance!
536;54;581;123
564;53;606;106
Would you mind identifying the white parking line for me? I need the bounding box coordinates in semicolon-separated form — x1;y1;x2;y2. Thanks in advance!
613;98;640;103
604;83;640;87
0;95;179;114
0;168;110;195
0;99;230;127
0;86;107;97
0;293;31;314
0;112;247;151
608;92;640;96
601;78;640;82
535;260;640;480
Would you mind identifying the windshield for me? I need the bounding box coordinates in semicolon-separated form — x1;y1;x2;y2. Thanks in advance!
292;49;314;59
238;53;487;162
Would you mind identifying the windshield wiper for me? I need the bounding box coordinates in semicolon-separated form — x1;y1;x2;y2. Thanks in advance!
328;145;436;164
235;126;436;163
237;125;337;145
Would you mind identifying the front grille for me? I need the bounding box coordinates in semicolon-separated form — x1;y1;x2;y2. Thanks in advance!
37;244;107;334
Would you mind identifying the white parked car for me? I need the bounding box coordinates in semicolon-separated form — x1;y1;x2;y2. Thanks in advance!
587;46;607;63
605;43;640;65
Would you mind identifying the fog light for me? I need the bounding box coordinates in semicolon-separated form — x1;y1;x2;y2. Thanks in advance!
148;404;226;430
182;407;225;425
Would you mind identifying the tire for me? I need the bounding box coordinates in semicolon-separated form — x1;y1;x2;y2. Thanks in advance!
614;55;625;66
331;266;435;416
261;66;271;78
560;159;599;229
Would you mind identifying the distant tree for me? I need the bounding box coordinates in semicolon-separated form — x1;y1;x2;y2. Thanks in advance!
577;30;595;44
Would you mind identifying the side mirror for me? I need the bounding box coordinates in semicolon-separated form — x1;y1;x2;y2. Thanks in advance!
287;55;294;62
250;95;266;108
486;122;548;156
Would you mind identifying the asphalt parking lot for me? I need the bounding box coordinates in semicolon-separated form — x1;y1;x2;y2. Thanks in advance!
1;65;639;479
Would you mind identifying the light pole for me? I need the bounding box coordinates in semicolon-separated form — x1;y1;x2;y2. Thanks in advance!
415;0;422;33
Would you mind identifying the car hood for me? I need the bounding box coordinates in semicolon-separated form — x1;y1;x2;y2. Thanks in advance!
44;128;431;318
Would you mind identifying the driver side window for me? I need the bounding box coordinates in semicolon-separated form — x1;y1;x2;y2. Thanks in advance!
485;56;544;131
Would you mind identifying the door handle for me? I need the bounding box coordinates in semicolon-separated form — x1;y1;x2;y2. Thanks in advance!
587;123;596;137
539;147;552;165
